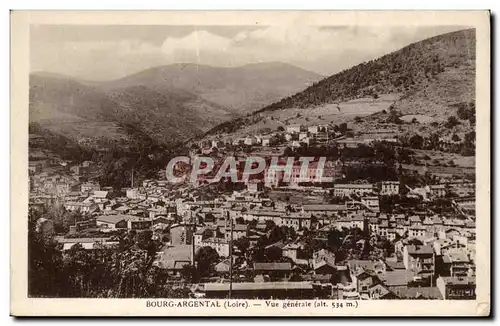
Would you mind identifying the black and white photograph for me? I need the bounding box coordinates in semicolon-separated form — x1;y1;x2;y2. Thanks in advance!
10;10;491;316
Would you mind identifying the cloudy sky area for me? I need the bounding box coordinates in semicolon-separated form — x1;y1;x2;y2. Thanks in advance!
30;25;467;80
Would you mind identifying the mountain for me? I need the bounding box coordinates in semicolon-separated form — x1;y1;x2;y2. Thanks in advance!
29;62;322;150
29;74;232;147
101;62;323;114
207;29;476;136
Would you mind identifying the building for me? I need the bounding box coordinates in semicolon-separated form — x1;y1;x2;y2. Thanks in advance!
253;262;292;280
436;276;476;300
247;180;264;193
380;181;400;195
361;196;380;212
312;249;336;274
56;237;119;251
261;136;275;147
336;214;366;230
429;184;447;198
199;238;230;257
81;182;101;193
202;282;314;299
155;245;192;276
214;259;231;274
170;223;194;245
281;212;312;230
302;204;347;217
408;225;427;239
403;245;435;280
224;224;248;241
286;124;304;134
127;217;153;230
443;251;472;277
64;201;98;214
333;184;375;197
96;215;129;230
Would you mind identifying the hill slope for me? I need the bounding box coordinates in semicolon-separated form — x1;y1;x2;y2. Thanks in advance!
207;29;476;136
101;62;323;114
29;74;231;146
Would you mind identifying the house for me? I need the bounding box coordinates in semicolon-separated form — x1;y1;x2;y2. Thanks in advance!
286;124;304;134
403;245;435;280
247;180;264;193
96;214;129;230
200;238;230;257
261;135;277;147
380;181;400;195
126;188;141;199
224;224;248;241
379;268;415;289
336;214;365;230
155;245;192;276
351;270;380;295
333;184;375;197
127;216;153;230
409;215;422;226
429;184;447;198
64;201;98;213
387;228;397;241
436;276;476;300
361;196;380;212
203;282;314;299
253;262;292;280
282;243;301;263
302;204;347;217
214;259;231;275
442;251;472;277
56;237;119;251
81;182;101;193
244;136;258;146
377;220;389;237
312;249;336;274
194;227;212;246
211;140;221;148
368;217;379;233
369;283;399;299
281;212;312;230
408;225;427;239
170;223;194;245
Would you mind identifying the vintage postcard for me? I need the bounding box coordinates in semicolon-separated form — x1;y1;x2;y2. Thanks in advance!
10;11;490;316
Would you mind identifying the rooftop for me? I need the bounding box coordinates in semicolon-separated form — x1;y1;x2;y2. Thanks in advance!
204;282;312;292
254;262;292;271
334;184;374;189
302;204;347;212
96;214;133;224
406;245;434;255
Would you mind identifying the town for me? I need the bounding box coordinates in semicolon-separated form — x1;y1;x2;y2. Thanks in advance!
28;120;476;301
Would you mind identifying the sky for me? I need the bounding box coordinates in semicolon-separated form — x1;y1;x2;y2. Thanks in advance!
30;25;469;80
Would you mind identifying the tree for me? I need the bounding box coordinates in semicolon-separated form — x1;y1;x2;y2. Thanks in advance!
354;116;363;123
234;237;250;254
277;126;285;132
409;134;424;149
195;246;219;277
451;134;461;142
339;123;348;134
464;131;476;144
411;117;419;124
445;116;460;128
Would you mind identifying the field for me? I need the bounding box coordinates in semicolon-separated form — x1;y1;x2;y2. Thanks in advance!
227;94;399;137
